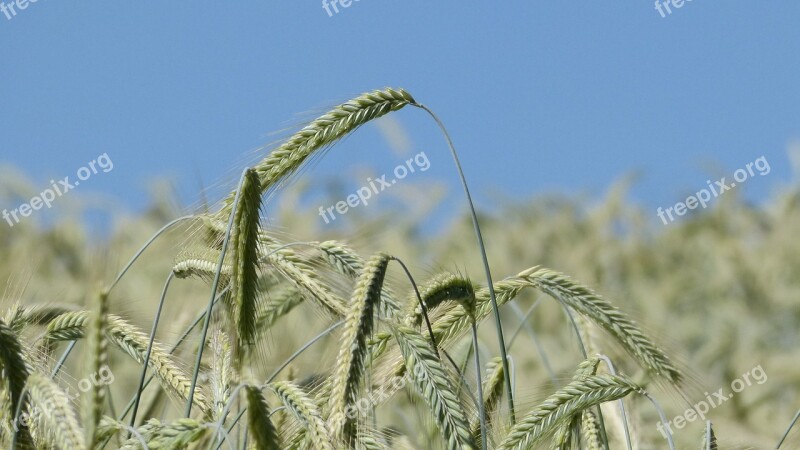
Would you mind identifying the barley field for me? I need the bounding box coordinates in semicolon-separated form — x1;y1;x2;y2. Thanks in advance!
0;89;798;449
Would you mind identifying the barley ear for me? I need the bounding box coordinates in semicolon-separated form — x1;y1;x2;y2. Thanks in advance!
328;253;390;443
253;288;305;337
245;385;281;450
0;318;29;418
24;372;83;450
215;88;414;219
41;311;210;415
432;268;682;385
406;272;475;328
230;168;263;358
553;415;581;450
471;356;505;439
262;243;347;316
497;374;641;450
393;326;476;450
210;331;233;421
269;380;333;450
581;410;604;450
520;267;682;384
120;418;209;450
84;288;110;448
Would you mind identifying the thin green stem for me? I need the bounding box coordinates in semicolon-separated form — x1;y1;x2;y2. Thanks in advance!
265;320;344;384
388;256;437;354
506;299;557;384
51;340;76;377
108;215;196;293
413;103;515;423
129;272;174;431
644;392;676;450
186;168;250;418
597;354;633;450
777;408;800;448
472;321;487;450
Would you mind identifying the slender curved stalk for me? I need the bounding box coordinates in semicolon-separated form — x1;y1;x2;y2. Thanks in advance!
51;339;76;377
597;354;633;450
471;322;487;450
186;168;250;418
777;408;800;448
129;272;174;431
389;256;482;414
218;406;286;450
643;392;675;450
562;306;610;449
98;285;233;450
48;216;196;388
389;256;438;354
265;320;344;383
213;321;343;449
10;387;29;450
506;300;557;384
412;103;515;423
108;215;196;292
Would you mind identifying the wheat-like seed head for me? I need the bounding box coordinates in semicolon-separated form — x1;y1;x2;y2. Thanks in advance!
245;385;281;450
214;88;415;220
430;266;682;386
84;288;109;449
25;372;83;450
270;380;334;450
406;272;476;327
41;311;211;415
497;374;642;450
210;331;233;422
328;253;391;443
120;418;209;449
392;325;476;450
260;240;347;317
0;318;29;419
172;253;233;281
230;168;263;358
581;410;604;450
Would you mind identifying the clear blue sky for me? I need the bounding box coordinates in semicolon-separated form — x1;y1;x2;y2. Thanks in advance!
1;2;798;227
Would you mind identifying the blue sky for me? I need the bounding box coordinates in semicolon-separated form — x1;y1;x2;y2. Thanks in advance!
1;1;798;229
